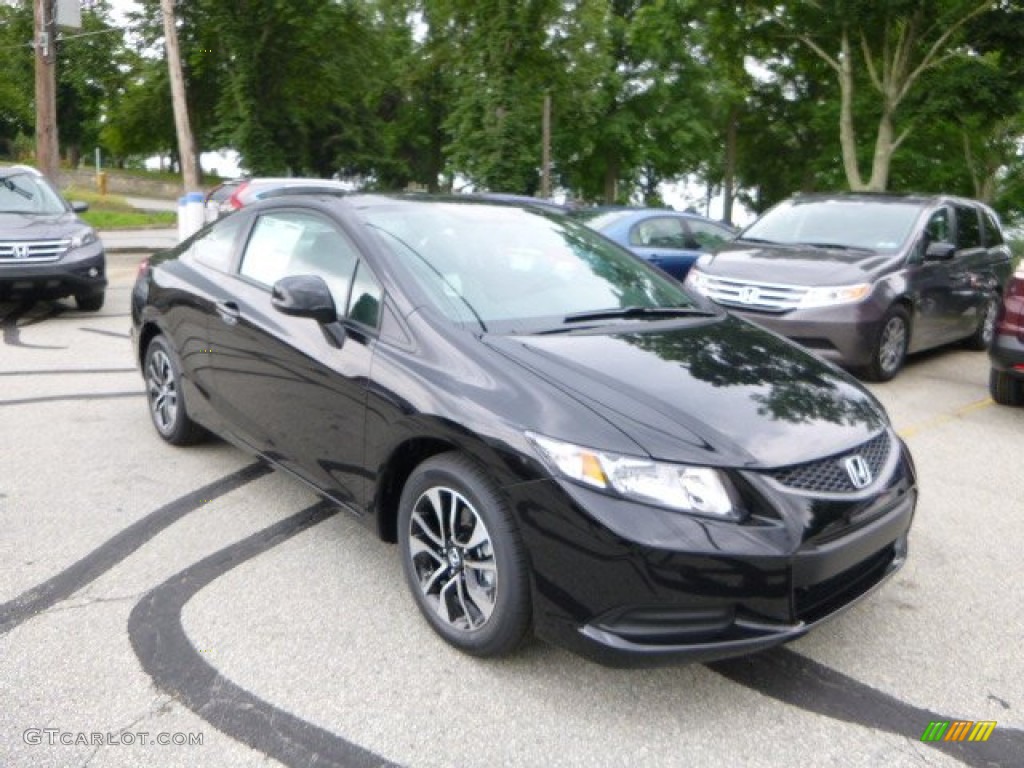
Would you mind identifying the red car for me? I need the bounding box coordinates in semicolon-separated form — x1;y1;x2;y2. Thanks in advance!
989;265;1024;405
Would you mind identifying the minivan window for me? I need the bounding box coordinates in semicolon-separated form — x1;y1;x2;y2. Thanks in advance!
955;205;982;249
741;199;921;251
981;209;1004;246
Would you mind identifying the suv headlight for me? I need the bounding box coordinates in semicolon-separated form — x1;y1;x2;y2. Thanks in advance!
526;433;739;519
798;283;871;309
69;227;98;249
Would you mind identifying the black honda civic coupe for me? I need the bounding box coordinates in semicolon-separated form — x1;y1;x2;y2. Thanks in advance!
131;194;917;666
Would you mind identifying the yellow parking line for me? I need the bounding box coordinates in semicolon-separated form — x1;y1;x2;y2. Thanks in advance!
897;397;994;439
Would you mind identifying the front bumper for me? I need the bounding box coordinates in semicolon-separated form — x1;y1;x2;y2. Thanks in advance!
0;242;106;300
726;302;887;369
511;436;916;666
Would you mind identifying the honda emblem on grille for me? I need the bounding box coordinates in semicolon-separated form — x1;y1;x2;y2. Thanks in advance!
738;285;760;304
12;244;29;259
844;455;873;489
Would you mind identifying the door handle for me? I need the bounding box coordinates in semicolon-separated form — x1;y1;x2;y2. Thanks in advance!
216;300;240;325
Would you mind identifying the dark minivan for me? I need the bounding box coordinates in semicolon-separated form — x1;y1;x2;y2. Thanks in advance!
685;194;1013;380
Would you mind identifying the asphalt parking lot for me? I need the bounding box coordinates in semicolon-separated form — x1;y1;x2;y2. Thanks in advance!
2;250;1022;768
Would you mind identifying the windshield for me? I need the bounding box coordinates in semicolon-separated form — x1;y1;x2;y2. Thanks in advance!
741;198;922;251
362;201;704;333
0;171;69;215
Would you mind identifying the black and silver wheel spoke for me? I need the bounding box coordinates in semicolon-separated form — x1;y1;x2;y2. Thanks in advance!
146;350;178;432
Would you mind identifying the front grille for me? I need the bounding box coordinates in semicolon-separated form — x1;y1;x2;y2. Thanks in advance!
700;274;808;312
0;239;70;263
768;432;891;494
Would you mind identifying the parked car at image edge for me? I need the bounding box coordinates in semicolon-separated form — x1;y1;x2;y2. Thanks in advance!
685;193;1012;381
204;176;349;221
989;265;1024;405
132;194;917;666
0;164;106;310
576;207;737;280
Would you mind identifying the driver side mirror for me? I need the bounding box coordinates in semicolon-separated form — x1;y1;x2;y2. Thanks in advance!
271;274;337;324
924;241;957;261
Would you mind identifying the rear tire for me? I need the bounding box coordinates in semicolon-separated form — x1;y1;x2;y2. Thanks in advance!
143;335;207;445
862;307;910;382
989;368;1023;406
398;452;531;657
75;290;105;312
964;295;998;350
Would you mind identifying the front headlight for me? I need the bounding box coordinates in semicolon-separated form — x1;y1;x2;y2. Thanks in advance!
798;283;871;309
69;227;98;249
526;432;738;519
684;267;711;295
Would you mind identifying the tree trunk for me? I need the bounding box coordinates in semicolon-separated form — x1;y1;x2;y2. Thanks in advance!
603;159;618;204
837;30;865;191
722;106;738;224
866;110;895;191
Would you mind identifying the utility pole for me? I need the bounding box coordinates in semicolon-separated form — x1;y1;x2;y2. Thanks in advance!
33;0;59;180
540;92;552;199
160;0;200;193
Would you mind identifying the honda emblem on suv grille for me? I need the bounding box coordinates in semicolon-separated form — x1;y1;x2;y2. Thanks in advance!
739;285;760;304
13;244;29;259
843;455;873;489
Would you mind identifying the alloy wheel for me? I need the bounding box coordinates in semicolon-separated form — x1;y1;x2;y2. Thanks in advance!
406;485;498;631
878;316;907;375
146;348;179;434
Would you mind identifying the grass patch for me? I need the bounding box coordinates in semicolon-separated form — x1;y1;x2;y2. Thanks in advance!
63;186;177;229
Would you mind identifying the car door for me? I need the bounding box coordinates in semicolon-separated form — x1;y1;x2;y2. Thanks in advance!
207;207;382;506
945;203;990;340
627;216;700;280
905;205;958;350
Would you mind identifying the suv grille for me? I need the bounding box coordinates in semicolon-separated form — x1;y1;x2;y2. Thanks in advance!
699;274;807;313
0;239;70;263
768;432;891;494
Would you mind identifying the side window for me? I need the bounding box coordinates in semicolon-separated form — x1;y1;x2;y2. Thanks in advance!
347;261;384;328
925;209;950;243
629;217;686;248
239;211;359;309
955;205;981;249
687;220;733;250
981;209;1005;247
189;214;244;272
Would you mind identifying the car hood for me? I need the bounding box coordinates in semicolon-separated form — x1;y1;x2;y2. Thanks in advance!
703;241;897;285
0;211;84;237
485;315;886;468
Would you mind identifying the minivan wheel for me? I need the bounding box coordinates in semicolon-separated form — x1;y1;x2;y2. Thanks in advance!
398;452;531;657
964;296;998;350
143;336;207;445
989;368;1023;406
863;307;910;382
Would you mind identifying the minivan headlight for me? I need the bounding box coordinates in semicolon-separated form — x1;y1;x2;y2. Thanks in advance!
526;433;738;519
684;268;711;295
798;283;871;308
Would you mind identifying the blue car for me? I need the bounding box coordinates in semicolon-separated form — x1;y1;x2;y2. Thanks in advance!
576;208;736;280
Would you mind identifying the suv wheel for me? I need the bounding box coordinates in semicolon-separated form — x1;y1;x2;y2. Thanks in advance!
75;290;105;312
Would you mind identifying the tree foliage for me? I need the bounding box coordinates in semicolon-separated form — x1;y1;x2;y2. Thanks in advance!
4;0;1024;222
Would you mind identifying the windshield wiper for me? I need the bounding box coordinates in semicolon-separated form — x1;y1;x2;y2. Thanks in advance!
563;306;715;324
736;236;779;245
1;177;33;200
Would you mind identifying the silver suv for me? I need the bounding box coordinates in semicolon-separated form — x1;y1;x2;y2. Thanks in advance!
0;165;106;310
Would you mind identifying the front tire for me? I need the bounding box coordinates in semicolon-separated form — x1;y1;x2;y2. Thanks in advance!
143;335;206;445
990;368;1023;406
398;452;531;657
75;290;105;312
863;307;910;382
